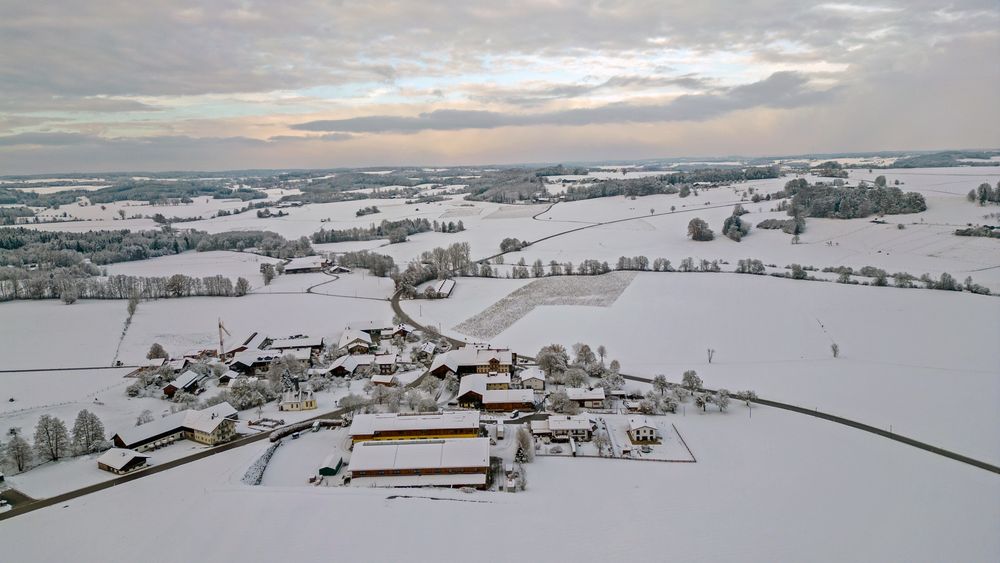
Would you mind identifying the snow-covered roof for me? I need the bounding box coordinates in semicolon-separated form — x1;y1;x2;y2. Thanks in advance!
114;411;188;447
519;366;545;382
270;336;324;349
96;448;150;470
566;387;605;401
374;353;397;365
339;330;372;349
419;342;438;354
329;354;374;373
284;255;326;271
231;349;282;367
547;414;592;432
346;319;393;332
349;438;490;472
276;347;312;361
458;373;486;397
182;402;238;434
380;323;415;337
434;279;455;294
483;389;534;405
430;345;513;372
486;372;511;385
349;411;480;437
371;374;397;385
167;370;205;390
628;415;656;432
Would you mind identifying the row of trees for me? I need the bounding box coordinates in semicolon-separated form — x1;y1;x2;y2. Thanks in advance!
0;272;251;302
967;182;1000;205
3;410;108;472
311;218;433;245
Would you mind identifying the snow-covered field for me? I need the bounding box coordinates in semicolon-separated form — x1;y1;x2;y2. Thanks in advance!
105;251;282;288
454;271;637;339
409;273;1000;465
1;400;996;563
2;164;998;560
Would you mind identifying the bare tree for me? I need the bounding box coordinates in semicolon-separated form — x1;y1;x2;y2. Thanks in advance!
831;343;840;358
652;375;670;396
515;426;535;463
4;433;32;472
596;345;607;365
34;414;70;462
71;409;107;454
593;430;611;456
146;342;169;360
707;348;715;363
136;409;154;426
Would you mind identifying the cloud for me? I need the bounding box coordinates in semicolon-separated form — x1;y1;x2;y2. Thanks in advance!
292;72;834;133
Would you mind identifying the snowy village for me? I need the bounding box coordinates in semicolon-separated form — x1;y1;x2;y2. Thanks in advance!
1;3;999;562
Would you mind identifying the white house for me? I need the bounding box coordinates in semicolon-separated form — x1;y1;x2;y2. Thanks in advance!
96;448;150;474
339;330;373;354
536;414;593;441
566;387;606;409
517;367;546;391
627;416;659;443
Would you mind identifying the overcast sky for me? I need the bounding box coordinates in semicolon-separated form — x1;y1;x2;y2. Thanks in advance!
0;1;997;174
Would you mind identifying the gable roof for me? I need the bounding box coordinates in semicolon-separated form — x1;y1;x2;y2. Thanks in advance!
349;438;489;472
628;415;657;432
547;414;592;432
166;370;206;391
339;330;373;349
349;411;480;437
519;366;546;382
566;387;605;401
483;389;535;405
96;448;150;470
270;336;324;350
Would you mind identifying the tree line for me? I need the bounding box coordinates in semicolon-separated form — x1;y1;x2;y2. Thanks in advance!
311;218;432;244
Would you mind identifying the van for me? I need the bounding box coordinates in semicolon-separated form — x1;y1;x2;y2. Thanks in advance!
311;421;321;433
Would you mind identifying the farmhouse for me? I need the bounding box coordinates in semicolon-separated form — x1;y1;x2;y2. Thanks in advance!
229;350;283;376
346;319;395;342
566;387;606;409
370;374;398;386
457;374;486;408
327;354;374;377
218;369;240;386
429;345;516;378
283;255;327;274
279;389;317;411
349;411;481;445
380;323;416;340
627;416;660;443
338;330;373;355
374;353;398;374
96;448;150;475
125;358;166;378
532;415;593;441
111;402;239;452
269;336;325;361
221;331;268;360
162;370;208;398
516;367;546;391
349;438;490;489
482;389;535;412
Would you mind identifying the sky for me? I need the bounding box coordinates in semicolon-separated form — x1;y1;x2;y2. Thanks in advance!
0;0;997;174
